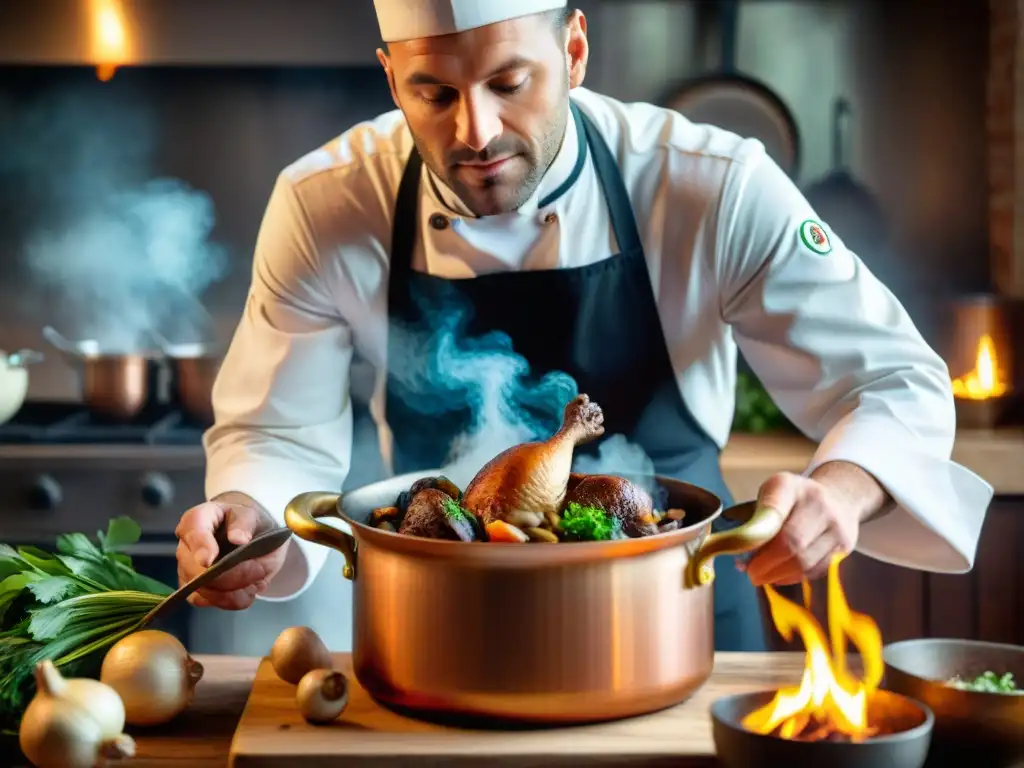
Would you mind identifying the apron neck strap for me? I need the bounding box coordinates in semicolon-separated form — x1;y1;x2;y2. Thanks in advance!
571;101;643;254
390;140;424;281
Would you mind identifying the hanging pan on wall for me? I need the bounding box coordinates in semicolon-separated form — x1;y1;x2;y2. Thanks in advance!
803;96;889;258
662;0;801;179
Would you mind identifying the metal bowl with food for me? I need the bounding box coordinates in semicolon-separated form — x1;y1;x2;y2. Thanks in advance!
882;638;1024;767
284;394;788;726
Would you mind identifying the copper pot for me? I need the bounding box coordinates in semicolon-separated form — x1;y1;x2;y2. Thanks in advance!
173;355;222;424
80;355;153;421
42;326;163;421
284;470;787;726
166;345;222;425
150;335;224;425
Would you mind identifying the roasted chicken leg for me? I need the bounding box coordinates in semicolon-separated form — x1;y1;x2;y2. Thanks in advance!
462;394;605;528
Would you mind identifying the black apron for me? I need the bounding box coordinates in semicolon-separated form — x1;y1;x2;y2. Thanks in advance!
383;102;767;652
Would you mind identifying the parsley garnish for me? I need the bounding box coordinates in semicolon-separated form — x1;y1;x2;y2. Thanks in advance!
559;502;621;541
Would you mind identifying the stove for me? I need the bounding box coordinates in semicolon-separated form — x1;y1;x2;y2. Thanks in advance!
0;402;207;549
0;402;207;446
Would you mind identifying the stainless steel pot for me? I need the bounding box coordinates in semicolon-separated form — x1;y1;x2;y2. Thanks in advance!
42;326;165;421
284;470;787;726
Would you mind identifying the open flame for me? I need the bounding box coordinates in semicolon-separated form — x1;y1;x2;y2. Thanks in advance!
88;0;132;82
952;334;1008;400
742;555;884;742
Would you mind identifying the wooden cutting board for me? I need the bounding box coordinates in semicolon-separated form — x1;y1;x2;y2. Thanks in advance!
228;652;808;766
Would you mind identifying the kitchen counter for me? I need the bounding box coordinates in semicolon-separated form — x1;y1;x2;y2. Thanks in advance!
720;427;1024;500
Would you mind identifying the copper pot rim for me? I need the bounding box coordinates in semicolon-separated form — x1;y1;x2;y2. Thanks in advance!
330;468;728;565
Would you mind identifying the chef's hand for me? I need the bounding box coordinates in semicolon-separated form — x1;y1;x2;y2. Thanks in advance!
740;461;893;586
175;494;288;610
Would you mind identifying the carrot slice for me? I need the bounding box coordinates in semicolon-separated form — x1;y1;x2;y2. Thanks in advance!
485;520;529;543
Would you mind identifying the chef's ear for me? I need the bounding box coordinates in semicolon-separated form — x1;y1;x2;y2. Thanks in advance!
376;48;401;109
565;11;589;88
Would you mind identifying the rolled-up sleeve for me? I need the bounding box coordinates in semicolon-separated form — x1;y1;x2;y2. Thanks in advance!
714;142;993;573
204;173;354;600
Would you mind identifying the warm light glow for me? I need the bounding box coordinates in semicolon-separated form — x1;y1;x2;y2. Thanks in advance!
88;0;132;81
952;334;1008;400
741;555;884;742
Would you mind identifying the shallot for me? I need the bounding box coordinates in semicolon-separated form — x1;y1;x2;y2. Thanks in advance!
270;626;333;685
18;660;135;768
296;669;349;724
100;630;203;726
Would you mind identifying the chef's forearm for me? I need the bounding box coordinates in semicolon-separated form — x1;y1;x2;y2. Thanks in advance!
809;460;896;524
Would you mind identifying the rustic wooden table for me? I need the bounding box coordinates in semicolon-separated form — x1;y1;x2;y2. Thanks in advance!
0;652;838;767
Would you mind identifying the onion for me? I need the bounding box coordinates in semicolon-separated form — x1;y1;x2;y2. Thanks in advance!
270;626;333;685
100;630;203;727
19;660;135;768
296;669;349;724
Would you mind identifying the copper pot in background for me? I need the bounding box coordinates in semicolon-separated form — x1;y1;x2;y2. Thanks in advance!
42;326;168;421
283;471;787;726
152;336;223;426
81;355;152;421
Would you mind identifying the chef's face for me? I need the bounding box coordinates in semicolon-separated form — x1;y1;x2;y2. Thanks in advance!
377;10;589;216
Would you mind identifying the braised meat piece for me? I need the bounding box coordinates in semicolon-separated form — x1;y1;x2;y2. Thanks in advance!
397;488;480;542
461;394;605;528
395;476;462;519
564;474;660;538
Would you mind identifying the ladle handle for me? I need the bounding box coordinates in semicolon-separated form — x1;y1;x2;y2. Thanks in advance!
42;325;99;362
140;526;293;626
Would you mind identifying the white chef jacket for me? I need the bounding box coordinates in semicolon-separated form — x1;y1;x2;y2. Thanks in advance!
203;86;994;602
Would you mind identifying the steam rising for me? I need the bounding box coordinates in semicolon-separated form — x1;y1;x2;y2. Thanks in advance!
3;84;229;350
3;80;666;495
385;290;659;494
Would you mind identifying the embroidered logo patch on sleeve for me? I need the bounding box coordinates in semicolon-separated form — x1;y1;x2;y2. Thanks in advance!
798;219;832;255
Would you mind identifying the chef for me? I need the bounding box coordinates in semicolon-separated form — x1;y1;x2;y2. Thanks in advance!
176;1;993;655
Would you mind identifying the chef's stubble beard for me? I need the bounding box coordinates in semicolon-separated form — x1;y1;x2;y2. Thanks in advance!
406;78;571;218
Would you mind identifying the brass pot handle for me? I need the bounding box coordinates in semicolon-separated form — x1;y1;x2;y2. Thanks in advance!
684;501;788;588
284;491;358;581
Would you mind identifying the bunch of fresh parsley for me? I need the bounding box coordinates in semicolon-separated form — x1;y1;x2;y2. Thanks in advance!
0;517;174;732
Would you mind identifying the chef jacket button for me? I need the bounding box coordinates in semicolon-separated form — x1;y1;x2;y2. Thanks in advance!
430;213;450;230
543;212;558;225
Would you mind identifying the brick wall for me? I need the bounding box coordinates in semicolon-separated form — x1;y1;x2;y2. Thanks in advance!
989;0;1024;297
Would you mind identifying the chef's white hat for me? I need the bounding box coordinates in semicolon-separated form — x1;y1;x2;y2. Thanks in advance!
374;0;569;43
